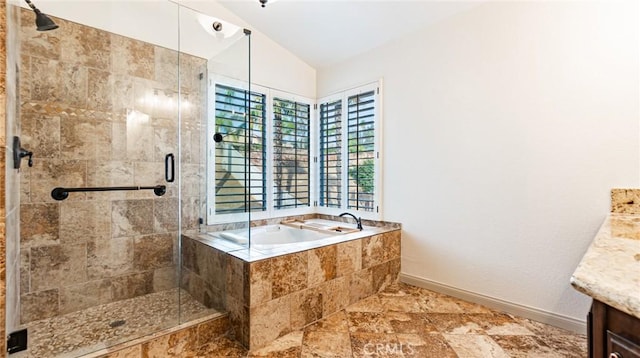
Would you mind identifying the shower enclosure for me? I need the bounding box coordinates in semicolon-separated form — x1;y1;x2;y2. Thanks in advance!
4;1;250;356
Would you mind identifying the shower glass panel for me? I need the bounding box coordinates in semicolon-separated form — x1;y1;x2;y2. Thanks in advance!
191;6;253;247
5;1;248;356
177;3;251;319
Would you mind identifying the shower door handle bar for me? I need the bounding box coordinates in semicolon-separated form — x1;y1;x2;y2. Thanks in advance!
51;185;167;201
165;153;175;183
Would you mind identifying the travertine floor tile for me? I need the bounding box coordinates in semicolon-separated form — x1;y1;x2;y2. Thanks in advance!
386;312;439;335
24;281;587;357
448;297;493;314
491;335;557;358
247;331;302;358
347;312;395;333
469;313;535;335
396;333;458;357
426;313;485;335
538;334;588;358
303;311;349;333
244;283;586;358
195;336;248;358
443;334;510;358
510;315;576;336
378;294;426;313
300;330;352;358
350;332;401;357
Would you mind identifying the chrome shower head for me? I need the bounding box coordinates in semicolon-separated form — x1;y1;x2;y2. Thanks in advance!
24;0;58;31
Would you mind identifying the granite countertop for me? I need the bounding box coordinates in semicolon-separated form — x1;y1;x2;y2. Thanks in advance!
570;213;640;319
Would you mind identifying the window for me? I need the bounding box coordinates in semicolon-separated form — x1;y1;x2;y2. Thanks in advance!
319;99;342;208
273;98;311;210
347;90;376;212
318;82;381;218
209;80;380;223
211;83;266;216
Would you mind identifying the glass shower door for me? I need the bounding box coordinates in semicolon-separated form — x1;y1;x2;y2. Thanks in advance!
178;5;252;319
5;1;251;355
177;4;253;237
7;1;188;356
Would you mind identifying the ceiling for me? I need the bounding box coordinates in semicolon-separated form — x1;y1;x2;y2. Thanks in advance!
218;0;482;69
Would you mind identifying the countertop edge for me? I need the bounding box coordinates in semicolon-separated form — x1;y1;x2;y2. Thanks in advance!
570;275;640;319
570;213;640;320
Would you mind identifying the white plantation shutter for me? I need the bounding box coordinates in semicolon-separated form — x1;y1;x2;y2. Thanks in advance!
273;98;311;209
213;84;266;214
319;99;343;208
347;90;376;212
318;82;380;216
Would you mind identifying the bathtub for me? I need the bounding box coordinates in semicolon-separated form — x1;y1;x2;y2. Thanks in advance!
217;224;334;247
206;219;381;259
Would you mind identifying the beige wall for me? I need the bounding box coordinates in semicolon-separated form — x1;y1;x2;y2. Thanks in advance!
318;1;639;323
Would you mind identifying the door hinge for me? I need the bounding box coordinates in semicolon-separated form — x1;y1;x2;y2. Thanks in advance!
7;329;27;354
314;104;318;110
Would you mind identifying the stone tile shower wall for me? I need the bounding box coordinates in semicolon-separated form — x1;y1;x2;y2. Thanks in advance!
17;10;206;324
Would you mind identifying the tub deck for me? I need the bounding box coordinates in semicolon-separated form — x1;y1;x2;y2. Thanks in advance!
193;219;395;262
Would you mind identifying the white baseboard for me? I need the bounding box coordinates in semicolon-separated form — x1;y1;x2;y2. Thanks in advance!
400;273;587;335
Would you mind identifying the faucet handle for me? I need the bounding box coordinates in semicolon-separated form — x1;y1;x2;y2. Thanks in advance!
12;136;34;169
21;150;33;167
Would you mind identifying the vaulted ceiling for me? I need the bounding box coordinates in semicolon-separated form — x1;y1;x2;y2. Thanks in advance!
218;0;482;69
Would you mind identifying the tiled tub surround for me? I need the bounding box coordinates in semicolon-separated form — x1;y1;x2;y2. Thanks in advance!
570;188;640;319
181;235;227;313
185;222;401;350
17;8;207;326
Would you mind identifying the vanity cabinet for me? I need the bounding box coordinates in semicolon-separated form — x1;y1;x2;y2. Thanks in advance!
589;300;640;358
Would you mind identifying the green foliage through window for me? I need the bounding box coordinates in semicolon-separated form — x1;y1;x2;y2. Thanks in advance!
349;159;374;194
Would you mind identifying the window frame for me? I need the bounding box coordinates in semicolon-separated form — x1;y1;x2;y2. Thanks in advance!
316;81;383;221
318;94;344;210
207;77;271;224
268;89;316;217
207;80;316;224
